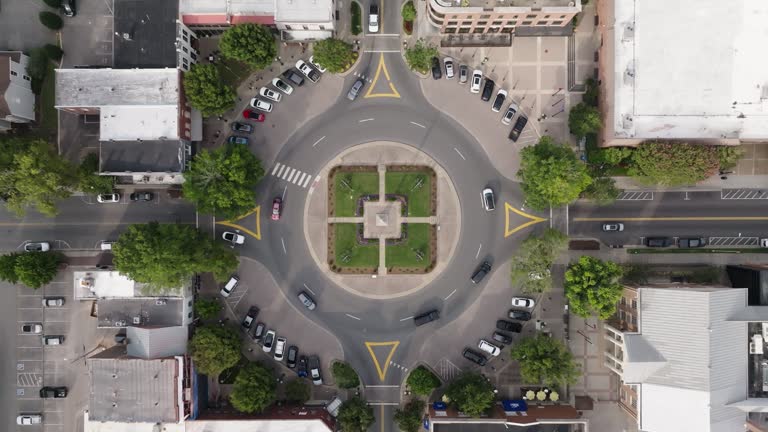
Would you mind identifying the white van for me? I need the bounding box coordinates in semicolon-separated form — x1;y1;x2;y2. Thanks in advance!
100;241;115;251
220;276;239;297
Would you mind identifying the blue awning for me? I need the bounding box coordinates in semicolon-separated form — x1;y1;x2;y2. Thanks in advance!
503;399;528;412
433;402;447;411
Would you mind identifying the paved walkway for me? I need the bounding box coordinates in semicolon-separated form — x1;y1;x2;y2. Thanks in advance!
613;174;768;191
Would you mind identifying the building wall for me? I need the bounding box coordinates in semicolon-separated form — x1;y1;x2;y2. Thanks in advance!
2;52;35;123
176;21;199;72
426;0;579;35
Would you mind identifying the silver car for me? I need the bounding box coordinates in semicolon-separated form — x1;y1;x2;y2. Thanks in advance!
298;291;316;310
347;79;365;101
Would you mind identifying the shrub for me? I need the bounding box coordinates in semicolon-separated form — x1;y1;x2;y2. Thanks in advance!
351;2;362;35
331;361;360;389
42;0;62;8
406;366;440;396
39;11;63;30
43;44;64;61
402;1;416;22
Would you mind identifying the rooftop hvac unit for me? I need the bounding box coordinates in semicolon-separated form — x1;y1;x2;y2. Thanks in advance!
133;316;141;325
751;334;765;355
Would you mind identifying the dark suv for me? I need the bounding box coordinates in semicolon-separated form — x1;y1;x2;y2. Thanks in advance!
509;115;528;142
471;261;492;284
462;348;488;366
496;320;522;333
431;57;442;80
414;309;440;326
678;237;706;248
508;309;532;321
481;79;495;101
646;237;673;247
282;69;305;86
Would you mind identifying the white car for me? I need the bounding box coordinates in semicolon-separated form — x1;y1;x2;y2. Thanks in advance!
43;335;64;345
478;339;501;357
492;89;508;112
296;60;320;83
96;193;120;203
274;337;287;361
24;242;50;252
272;78;294;95
259;87;282;102
368;4;379;33
309;55;327;73
262;330;276;353
222;231;245;245
220;276;239;298
250;98;273;113
443;57;455;79
482;187;495;211
21;323;43;334
17;414;42;426
502;102;518;125
470;70;483;93
602;222;624;232
511;297;535;308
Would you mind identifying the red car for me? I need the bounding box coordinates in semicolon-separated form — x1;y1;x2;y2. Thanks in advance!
242;110;265;121
271;198;282;221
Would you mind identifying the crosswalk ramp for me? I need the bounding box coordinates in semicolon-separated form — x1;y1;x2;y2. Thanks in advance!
271;163;313;188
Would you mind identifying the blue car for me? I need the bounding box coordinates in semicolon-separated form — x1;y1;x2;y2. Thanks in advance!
227;136;249;145
297;355;308;377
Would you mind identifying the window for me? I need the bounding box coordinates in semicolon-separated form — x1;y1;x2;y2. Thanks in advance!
458;27;470;33
191;52;198;60
536;21;547;26
303;25;309;30
526;14;536;18
560;15;566;18
183;58;189;67
182;35;188;42
473;28;484;33
320;25;325;30
480;14;490;19
182;29;188;37
445;27;457;33
508;21;517;25
447;21;458;25
466;15;472;19
522;20;532;25
501;27;513;33
619;310;626;321
187;312;192;318
462;21;472;26
631;299;637;309
477;21;487;25
451;15;457;18
23;75;30;81
182;46;188;53
544;15;550;18
630;315;637;325
492;21;503;25
553;20;563;25
10;70;17;77
285;25;292;30
621;297;626;305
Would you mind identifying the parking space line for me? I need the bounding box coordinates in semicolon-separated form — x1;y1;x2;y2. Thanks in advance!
345;313;361;320
399;316;413;321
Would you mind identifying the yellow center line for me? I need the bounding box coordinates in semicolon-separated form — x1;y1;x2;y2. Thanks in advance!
574;216;768;222
380;405;385;432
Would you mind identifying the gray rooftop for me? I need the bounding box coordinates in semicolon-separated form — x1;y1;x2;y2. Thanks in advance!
97;297;184;328
55;69;179;108
126;326;188;359
100;140;185;174
114;0;179;68
275;0;333;23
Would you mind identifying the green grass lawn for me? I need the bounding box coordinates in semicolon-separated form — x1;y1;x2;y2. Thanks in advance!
334;172;380;217
218;58;253;89
334;224;379;268
386;224;431;269
385;172;432;217
39;62;57;135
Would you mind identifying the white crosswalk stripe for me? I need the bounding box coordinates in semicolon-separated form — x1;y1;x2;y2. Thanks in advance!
276;164;286;177
269;162;314;189
287;169;296;183
294;172;306;185
271;163;281;175
283;168;294;180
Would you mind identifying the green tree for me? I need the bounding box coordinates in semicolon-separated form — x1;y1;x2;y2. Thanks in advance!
393;399;425;432
627;141;719;186
510;229;567;293
582;177;619;205
194;298;223;320
312;38;355;73
517;136;592;210
183;64;235;116
285;379;311;404
183;145;264;219
568;103;602;138
113;222;238;290
718;145;744;170
582;77;599;107
219;24;276;69
0;252;63;289
0;254;20;284
39;11;63;30
189;326;241;376
77;153;114;195
511;334;580;386
404;39;438;74
565;256;624;319
406;366;441;396
25;48;50;94
43;44;63;61
230;362;276;413
331;361;360;389
601;146;633;166
445;373;495;417
338;397;375;432
401;1;417;21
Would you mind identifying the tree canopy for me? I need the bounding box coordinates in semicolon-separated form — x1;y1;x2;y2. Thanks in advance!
406;366;441;396
113;222;238;290
401;1;417;21
194;298;223;320
230;362;276;413
444;373;495;417
568;103;602;138
565;256;624;319
511;334;580;386
338;397;375;432
393;399;425;432
312;38;355;73
517;136;592;210
510;229;567;293
219;24;276;69
582;177;619;206
189;325;241;376
331;361;360;389
404;39;438;74
285;379;310;404
182;144;264;219
0;252;63;289
183;64;235;116
39;11;63;30
77;153;114;195
627;141;719;186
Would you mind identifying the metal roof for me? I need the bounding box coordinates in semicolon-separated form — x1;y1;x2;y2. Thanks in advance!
126;326;188;359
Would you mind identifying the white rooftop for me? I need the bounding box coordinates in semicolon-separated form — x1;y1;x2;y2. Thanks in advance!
179;0;274;15
74;271;137;299
275;0;333;23
100;106;180;141
612;0;768;140
55;69;179;108
185;419;332;432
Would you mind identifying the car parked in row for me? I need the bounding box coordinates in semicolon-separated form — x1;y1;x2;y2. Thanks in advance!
492;332;513;345
511;297;535;308
263;330;276;353
508;309;532;321
227;136;249;145
496;320;522;333
61;0;75;16
39;386;67;398
283;69;305;87
43;335;64;345
431;57;442;80
462;348;487;366
679;237;707;248
287;345;299;368
42;297;65;307
444;57;455;79
501;103;518;125
297;355;308;377
259;87;282;102
508;115;528;142
17;414;42;426
296;60;320;83
492;89;507;112
274;337;287;361
309;355;323;385
251;322;266;342
24;242;50;252
220;275;239;298
646;237;673;247
250;98;273;112
231;122;253;133
309;56;327;73
21;323;42;334
272;78;294;95
478;339;501;357
97;193;120;203
470;70;483;93
242;306;259;329
130;191;154;202
242;110;266;121
481;78;495;101
459;65;469;83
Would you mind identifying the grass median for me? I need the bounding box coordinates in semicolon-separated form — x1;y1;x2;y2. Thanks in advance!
385;172;432;217
334;224;379;268
386;224;431;269
334;172;380;217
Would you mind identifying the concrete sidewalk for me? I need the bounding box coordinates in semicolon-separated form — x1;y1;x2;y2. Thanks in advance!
613;174;768;192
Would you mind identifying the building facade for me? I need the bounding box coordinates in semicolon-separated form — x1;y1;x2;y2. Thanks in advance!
0;51;35;131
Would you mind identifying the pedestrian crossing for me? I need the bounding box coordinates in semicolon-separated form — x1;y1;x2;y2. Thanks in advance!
352;71;373;83
271;162;313;188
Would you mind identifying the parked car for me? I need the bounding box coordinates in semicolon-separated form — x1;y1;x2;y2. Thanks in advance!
271;197;283;221
471;261;492;284
272;78;294;95
16;414;42;426
492;89;507;112
242;306;259;329
482;187;495;211
24;242;50;252
242;110;266;121
761;238;768;248
347;79;365;101
274;337;287;361
296;60;320;83
129;191;154;201
220;275;239;297
508;115;528;142
282;69;305;87
251;322;266;342
511;297;535;308
508;309;532;321
259;87;282;102
462;348;487;366
262;330;276;353
21;323;42;334
679;237;707;248
309;56;327;73
492;332;513;345
309;355;323;385
287;345;298;368
43;335;64;345
42;297;64;307
368;4;379;32
297;355;308;377
96;193;120;203
431;57;442;80
496;320;522;333
646;237;673;247
444;57;455;79
481;79;495;101
478;339;501;357
250;98;273;112
602;222;624;232
470;70;483;93
61;0;75;16
459;65;469;83
231;122;254;133
100;241;114;251
222;231;245;245
39;386;67;398
414;309;439;326
502;103;518;125
298;291;317;310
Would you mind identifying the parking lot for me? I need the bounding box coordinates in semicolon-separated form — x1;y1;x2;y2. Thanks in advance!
0;0;57;51
59;0;114;67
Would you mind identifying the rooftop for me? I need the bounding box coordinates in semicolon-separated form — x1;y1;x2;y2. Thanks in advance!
432;0;579;10
186;419;333;432
126;326;188;359
97;297;185;328
55;69;179;108
114;0;179;68
275;0;333;23
74;270;139;299
100;139;186;174
179;0;274;16
611;0;768;141
100;106;180;141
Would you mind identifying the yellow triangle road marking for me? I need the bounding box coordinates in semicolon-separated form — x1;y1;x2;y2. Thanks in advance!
216;206;261;240
364;53;401;99
504;202;547;238
365;340;400;381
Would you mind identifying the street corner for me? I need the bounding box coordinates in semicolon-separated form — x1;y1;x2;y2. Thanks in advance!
364;53;401;99
216;206;261;240
504;202;547;238
364;340;400;381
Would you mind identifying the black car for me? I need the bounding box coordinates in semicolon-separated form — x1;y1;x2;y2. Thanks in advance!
62;0;75;16
297;355;308;377
646;237;673;247
40;386;67;398
471;261;492;284
462;348;488;366
231;122;253;133
129;192;154;202
492;332;513;345
508;115;528;142
508;309;532;321
414;309;439;326
481;79;495;101
431;57;442;80
496;320;522;333
251;322;266;342
242;306;259;329
287;345;298;368
678;237;706;248
283;69;305;87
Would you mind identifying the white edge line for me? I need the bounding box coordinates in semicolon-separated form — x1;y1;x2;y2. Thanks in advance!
367;402;401;405
444;288;457;301
345;313;361;320
359;118;374;123
303;283;317;296
366;385;400;388
409;121;426;128
453;147;466;160
399;315;414;322
312;136;326;147
281;238;287;254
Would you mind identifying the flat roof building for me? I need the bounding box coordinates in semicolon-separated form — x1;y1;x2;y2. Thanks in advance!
0;51;35;130
114;0;179;68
